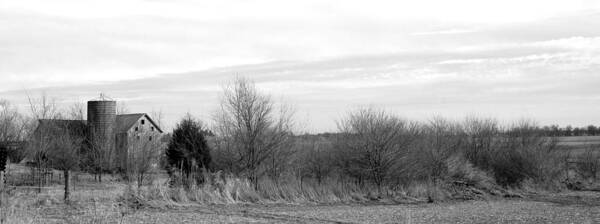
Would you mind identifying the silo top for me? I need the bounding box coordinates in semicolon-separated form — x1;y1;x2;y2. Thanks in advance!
87;100;117;123
90;93;115;101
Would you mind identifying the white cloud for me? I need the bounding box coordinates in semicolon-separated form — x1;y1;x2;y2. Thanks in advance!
2;1;600;131
410;29;477;36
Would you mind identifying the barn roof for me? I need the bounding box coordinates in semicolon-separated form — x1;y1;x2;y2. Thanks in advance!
36;119;88;138
36;114;163;135
116;113;163;133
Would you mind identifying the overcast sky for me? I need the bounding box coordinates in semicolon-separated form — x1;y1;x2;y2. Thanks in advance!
2;0;600;132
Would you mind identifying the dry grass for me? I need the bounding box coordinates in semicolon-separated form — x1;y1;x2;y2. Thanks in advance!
127;175;398;205
0;161;599;223
2;184;599;224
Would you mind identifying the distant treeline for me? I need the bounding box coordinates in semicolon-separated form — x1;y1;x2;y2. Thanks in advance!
539;125;600;137
302;124;600;138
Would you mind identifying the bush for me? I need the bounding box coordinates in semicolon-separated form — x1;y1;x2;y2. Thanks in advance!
166;115;212;184
392;118;464;185
463;119;565;188
0;146;7;171
335;107;417;191
574;146;600;181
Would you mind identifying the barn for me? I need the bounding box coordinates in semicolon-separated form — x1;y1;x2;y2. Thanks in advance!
34;97;164;172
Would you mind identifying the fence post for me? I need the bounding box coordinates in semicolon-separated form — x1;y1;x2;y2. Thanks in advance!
0;171;4;208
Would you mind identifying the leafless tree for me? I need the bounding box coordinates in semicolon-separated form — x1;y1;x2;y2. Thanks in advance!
576;146;600;182
264;139;296;181
117;101;130;115
46;122;84;202
27;93;60;121
26;93;61;192
297;137;334;185
213;77;295;188
68;101;86;120
24;97;86;202
0;99;27;211
336;107;417;193
0;100;27;162
151;109;164;129
462;117;500;168
0;100;26;142
86;127;115;182
403;117;465;183
126;132;165;188
65;102;108;181
499;119;563;186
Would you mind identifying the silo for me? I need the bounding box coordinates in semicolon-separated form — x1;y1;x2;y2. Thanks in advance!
87;100;117;136
87;99;117;169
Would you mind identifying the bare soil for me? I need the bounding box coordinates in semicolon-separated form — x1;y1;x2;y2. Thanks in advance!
28;191;600;224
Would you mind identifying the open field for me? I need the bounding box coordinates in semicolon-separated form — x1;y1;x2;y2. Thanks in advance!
125;198;600;224
555;136;600;158
3;188;600;224
557;136;600;147
2;162;599;224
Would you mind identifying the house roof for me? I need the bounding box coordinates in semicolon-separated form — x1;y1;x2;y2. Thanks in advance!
116;113;163;133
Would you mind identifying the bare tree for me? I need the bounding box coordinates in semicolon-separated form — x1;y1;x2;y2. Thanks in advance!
68;101;86;120
576;146;600;182
404;117;465;183
297;136;334;185
462;117;500;169
336;107;416;193
25;97;86;202
0;100;27;163
46;122;84;202
26;93;61;192
127;132;165;188
117;101;130;115
86;129;114;182
27;93;60;121
151;109;164;129
0;100;26;143
213;77;295;188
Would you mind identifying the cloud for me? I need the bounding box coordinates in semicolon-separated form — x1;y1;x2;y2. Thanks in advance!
410;29;477;36
2;1;600;132
4;33;600;132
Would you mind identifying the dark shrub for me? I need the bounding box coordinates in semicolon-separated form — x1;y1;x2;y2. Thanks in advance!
166;115;212;184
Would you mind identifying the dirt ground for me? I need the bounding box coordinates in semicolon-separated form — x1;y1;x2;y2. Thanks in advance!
24;191;599;224
4;164;600;223
123;199;600;224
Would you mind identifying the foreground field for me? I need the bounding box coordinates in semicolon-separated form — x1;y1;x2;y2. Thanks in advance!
4;187;600;224
2;164;600;224
110;197;600;224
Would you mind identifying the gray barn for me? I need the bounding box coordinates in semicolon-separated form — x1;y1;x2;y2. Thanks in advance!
36;98;164;172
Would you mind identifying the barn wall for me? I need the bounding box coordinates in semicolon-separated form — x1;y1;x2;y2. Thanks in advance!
115;132;129;171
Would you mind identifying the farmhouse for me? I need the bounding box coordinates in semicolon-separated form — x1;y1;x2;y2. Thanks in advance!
34;97;164;172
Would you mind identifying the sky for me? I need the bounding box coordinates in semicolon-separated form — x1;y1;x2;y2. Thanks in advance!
1;0;600;132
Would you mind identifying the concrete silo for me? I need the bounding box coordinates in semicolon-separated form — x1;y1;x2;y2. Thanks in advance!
87;98;117;168
87;100;117;136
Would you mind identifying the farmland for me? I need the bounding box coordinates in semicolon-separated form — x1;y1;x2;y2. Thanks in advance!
3;184;600;223
557;136;600;155
2;160;600;224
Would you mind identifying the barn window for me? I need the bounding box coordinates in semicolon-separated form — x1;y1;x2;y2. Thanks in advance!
151;127;154;131
149;136;153;141
141;119;145;125
135;127;139;131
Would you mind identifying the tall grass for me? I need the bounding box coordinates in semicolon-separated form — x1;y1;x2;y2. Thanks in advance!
123;174;389;206
121;156;507;207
